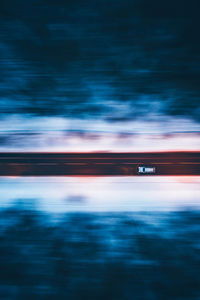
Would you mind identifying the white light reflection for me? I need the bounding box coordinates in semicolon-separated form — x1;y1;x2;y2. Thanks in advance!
0;176;199;213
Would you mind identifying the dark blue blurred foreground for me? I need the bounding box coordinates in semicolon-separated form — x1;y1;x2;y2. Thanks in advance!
0;205;199;299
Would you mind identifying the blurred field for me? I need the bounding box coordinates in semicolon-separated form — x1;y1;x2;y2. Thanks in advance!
0;204;199;299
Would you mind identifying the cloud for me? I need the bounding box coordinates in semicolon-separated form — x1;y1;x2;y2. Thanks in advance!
0;0;199;121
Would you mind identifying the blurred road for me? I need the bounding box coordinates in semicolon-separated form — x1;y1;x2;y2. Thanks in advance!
0;152;199;176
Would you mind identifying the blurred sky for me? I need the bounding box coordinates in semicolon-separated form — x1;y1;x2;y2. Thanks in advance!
0;0;200;151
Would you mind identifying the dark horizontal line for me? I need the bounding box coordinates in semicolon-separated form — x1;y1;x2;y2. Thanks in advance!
0;152;199;176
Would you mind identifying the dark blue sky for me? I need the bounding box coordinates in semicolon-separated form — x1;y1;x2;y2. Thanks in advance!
0;0;200;122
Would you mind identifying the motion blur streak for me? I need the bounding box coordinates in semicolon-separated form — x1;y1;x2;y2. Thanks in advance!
0;152;199;176
0;176;199;212
0;0;200;299
0;204;199;300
